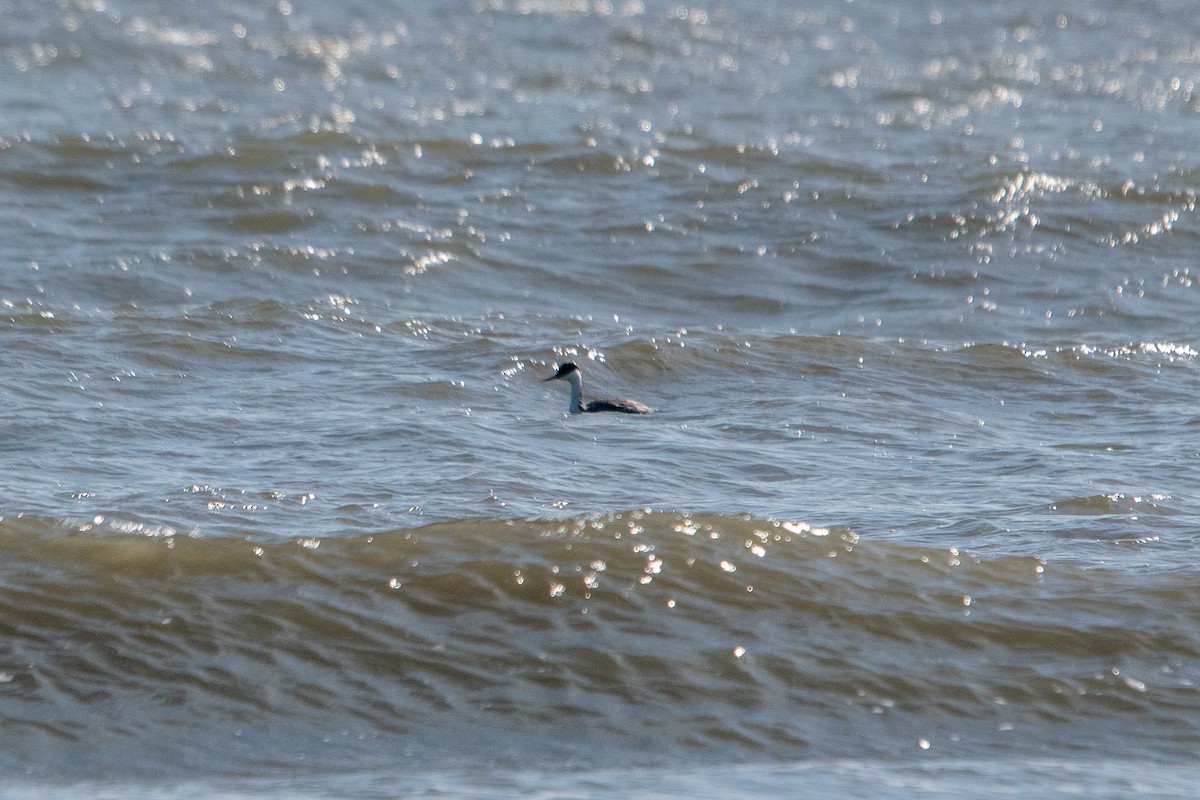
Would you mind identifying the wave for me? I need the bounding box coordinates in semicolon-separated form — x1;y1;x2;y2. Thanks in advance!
2;510;1199;779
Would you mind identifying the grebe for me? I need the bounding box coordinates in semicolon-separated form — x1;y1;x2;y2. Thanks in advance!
543;362;655;415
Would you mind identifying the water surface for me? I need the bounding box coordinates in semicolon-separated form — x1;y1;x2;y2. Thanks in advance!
2;0;1200;796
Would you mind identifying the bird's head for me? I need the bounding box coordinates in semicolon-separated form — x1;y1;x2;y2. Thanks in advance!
543;362;580;382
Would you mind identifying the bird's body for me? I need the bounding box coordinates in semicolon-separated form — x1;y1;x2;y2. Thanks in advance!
543;362;654;415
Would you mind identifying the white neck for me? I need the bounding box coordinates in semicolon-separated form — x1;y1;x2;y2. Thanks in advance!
564;370;584;413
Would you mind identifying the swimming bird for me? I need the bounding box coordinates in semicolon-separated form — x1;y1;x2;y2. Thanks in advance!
543;362;655;415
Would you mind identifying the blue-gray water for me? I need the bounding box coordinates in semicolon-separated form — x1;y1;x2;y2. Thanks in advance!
3;1;1200;797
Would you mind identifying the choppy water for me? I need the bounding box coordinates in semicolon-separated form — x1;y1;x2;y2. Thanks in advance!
3;0;1200;797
